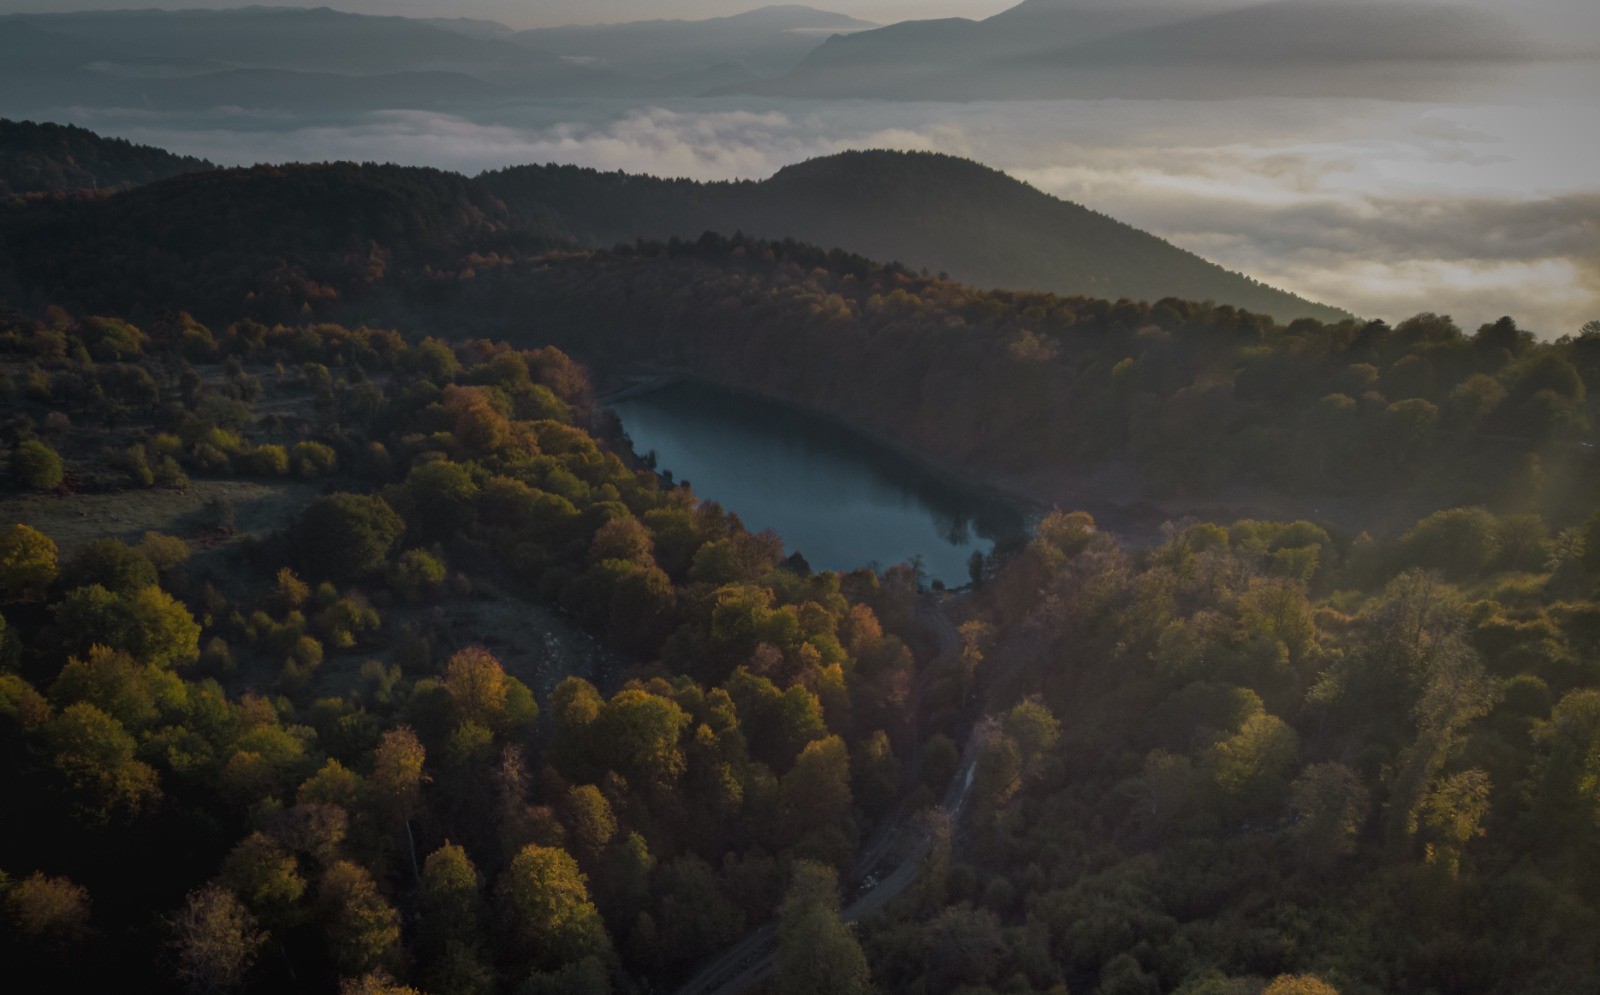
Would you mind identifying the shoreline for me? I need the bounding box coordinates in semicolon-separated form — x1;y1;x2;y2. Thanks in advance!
597;369;1445;548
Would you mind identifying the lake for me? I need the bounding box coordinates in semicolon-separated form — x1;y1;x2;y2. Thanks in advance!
609;380;1025;587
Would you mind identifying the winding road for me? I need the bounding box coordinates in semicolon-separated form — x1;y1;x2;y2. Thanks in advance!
672;596;987;995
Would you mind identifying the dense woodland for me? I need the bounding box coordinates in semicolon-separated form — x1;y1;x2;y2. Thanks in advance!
3;156;1592;531
3;129;1600;995
0;312;929;993
0;119;214;199
3;301;1599;995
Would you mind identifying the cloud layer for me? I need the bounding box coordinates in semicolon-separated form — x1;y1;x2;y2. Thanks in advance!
54;59;1600;335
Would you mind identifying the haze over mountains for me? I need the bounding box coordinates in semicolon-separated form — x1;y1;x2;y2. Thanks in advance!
0;1;1592;333
0;5;884;111
737;0;1542;99
0;0;1575;116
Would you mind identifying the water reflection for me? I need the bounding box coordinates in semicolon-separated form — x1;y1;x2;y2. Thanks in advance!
610;381;1025;586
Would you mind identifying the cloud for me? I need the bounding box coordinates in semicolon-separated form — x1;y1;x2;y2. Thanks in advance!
56;63;1600;335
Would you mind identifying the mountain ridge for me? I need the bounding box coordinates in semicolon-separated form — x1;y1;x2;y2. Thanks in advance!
0;122;1348;322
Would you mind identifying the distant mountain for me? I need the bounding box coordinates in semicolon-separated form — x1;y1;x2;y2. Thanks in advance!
480;150;1350;321
0;119;215;198
0;5;873;113
512;5;876;86
0;7;634;116
739;0;1539;99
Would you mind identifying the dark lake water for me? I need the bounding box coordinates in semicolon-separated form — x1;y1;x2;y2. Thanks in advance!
609;381;1025;587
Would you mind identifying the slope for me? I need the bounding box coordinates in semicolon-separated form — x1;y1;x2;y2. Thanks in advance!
480;150;1349;321
0;119;216;198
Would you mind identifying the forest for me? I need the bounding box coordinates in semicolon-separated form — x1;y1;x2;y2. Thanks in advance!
1;295;1598;994
1;128;1599;995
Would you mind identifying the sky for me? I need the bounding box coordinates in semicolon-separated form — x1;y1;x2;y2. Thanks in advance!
0;0;1016;28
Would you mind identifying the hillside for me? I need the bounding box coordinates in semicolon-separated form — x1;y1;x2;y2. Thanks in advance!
0;135;1343;321
483;150;1349;321
0;119;214;198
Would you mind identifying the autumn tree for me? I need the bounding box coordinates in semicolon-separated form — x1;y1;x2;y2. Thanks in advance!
317;860;401;975
169;884;266;994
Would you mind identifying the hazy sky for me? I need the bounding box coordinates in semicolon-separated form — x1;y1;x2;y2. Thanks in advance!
0;0;1016;28
3;0;1598;35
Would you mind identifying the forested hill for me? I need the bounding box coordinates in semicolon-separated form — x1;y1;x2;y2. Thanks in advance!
482;150;1349;322
0;123;1345;321
0;120;214;198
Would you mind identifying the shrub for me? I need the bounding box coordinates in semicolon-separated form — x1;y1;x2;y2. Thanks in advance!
11;439;63;491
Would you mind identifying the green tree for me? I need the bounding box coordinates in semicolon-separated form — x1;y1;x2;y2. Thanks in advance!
601;688;690;792
781;734;853;838
419;842;484;956
0;523;57;601
773;861;871;995
1288;762;1370;866
11;439;64;490
497;844;611;970
561;784;617;862
220;832;306;929
45;701;161;822
62;539;156;596
295;493;404;582
317;860;401;975
126;584;201;668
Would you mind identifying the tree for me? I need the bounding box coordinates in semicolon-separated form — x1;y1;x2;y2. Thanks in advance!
1205;712;1299;816
220;832;306;929
561;784;617;862
497;844;610;970
294;493;404;582
1002;696;1061;771
1288;763;1371;866
773;861;872;995
589;516;653;566
923;904;1007;990
1400;508;1501;579
0;523;57;601
63;538;157;595
339;974;423;995
368;726;427;825
601;688;690;792
6;872;91;950
781;735;853;838
1417;768;1492;873
317;860;401;975
127;584;201;668
11;439;64;490
169;884;266;994
443;646;509;729
45;701;161;822
419;843;484;956
1263;976;1340;995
